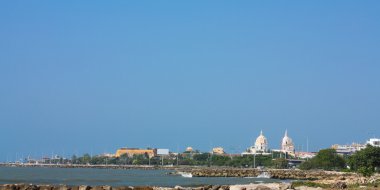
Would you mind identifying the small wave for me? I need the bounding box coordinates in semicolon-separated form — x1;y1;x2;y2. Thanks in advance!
256;172;271;179
178;172;193;178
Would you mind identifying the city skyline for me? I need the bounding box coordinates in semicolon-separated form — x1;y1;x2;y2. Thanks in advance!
1;1;380;161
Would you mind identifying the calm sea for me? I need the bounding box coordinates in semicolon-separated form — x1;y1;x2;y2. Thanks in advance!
0;167;284;187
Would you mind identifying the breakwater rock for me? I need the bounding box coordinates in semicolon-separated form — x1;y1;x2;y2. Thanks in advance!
177;168;380;186
178;168;356;180
0;184;290;190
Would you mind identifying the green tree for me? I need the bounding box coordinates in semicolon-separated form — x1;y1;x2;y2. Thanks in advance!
210;155;231;166
82;153;91;164
273;158;288;169
348;145;380;176
299;149;346;171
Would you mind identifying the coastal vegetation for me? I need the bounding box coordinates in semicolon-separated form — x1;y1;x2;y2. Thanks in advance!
70;152;291;169
299;145;380;177
347;145;380;177
299;149;346;171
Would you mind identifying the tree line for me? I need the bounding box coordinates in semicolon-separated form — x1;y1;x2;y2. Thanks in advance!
299;145;380;176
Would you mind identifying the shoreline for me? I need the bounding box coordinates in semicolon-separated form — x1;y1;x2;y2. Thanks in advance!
0;182;379;190
1;164;379;189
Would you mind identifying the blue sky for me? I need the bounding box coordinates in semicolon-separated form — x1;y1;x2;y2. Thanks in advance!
0;1;379;160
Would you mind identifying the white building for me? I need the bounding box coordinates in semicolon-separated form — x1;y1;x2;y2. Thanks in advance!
242;130;269;155
331;143;366;155
367;138;380;147
281;130;295;154
255;130;268;153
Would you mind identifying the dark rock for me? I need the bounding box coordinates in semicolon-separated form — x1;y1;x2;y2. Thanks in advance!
133;187;153;190
333;182;347;189
219;186;229;190
39;186;53;190
18;185;38;190
113;187;132;190
0;184;18;190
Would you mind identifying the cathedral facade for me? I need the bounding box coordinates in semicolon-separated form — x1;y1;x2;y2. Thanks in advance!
281;130;295;154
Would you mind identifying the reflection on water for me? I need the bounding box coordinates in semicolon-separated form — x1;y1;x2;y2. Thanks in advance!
0;167;283;187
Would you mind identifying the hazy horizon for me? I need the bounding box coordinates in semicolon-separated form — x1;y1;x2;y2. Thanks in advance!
1;1;380;161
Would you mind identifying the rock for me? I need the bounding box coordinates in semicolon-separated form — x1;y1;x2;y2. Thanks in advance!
39;186;53;190
294;187;323;190
278;183;290;190
333;182;347;189
253;185;270;190
0;184;18;190
52;186;70;190
134;187;153;190
219;186;229;190
79;186;90;190
113;187;132;190
19;185;38;190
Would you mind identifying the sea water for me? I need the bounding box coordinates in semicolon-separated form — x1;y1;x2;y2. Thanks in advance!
0;167;284;187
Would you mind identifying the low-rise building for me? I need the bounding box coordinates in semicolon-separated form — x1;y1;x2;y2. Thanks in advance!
115;148;157;158
295;152;316;159
367;138;380;147
331;143;365;155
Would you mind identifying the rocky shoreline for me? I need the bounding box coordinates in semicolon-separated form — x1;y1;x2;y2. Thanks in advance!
177;168;355;180
1;165;379;189
0;183;319;190
176;168;380;187
0;182;379;190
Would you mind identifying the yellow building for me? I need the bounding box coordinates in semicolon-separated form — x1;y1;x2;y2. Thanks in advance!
115;148;157;158
212;147;226;155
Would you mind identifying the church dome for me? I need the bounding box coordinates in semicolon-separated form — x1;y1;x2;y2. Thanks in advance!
281;130;295;153
254;130;268;152
255;131;268;145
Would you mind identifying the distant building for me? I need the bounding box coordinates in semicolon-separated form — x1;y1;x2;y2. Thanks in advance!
281;130;295;154
367;138;380;147
185;147;194;152
115;148;157;158
295;152;316;159
331;138;380;155
331;143;365;155
242;130;270;155
212;147;225;155
99;153;115;158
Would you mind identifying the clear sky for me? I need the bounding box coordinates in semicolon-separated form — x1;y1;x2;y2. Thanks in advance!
1;1;379;161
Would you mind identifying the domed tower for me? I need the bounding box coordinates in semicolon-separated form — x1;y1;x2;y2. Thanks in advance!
255;130;268;153
281;130;295;153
